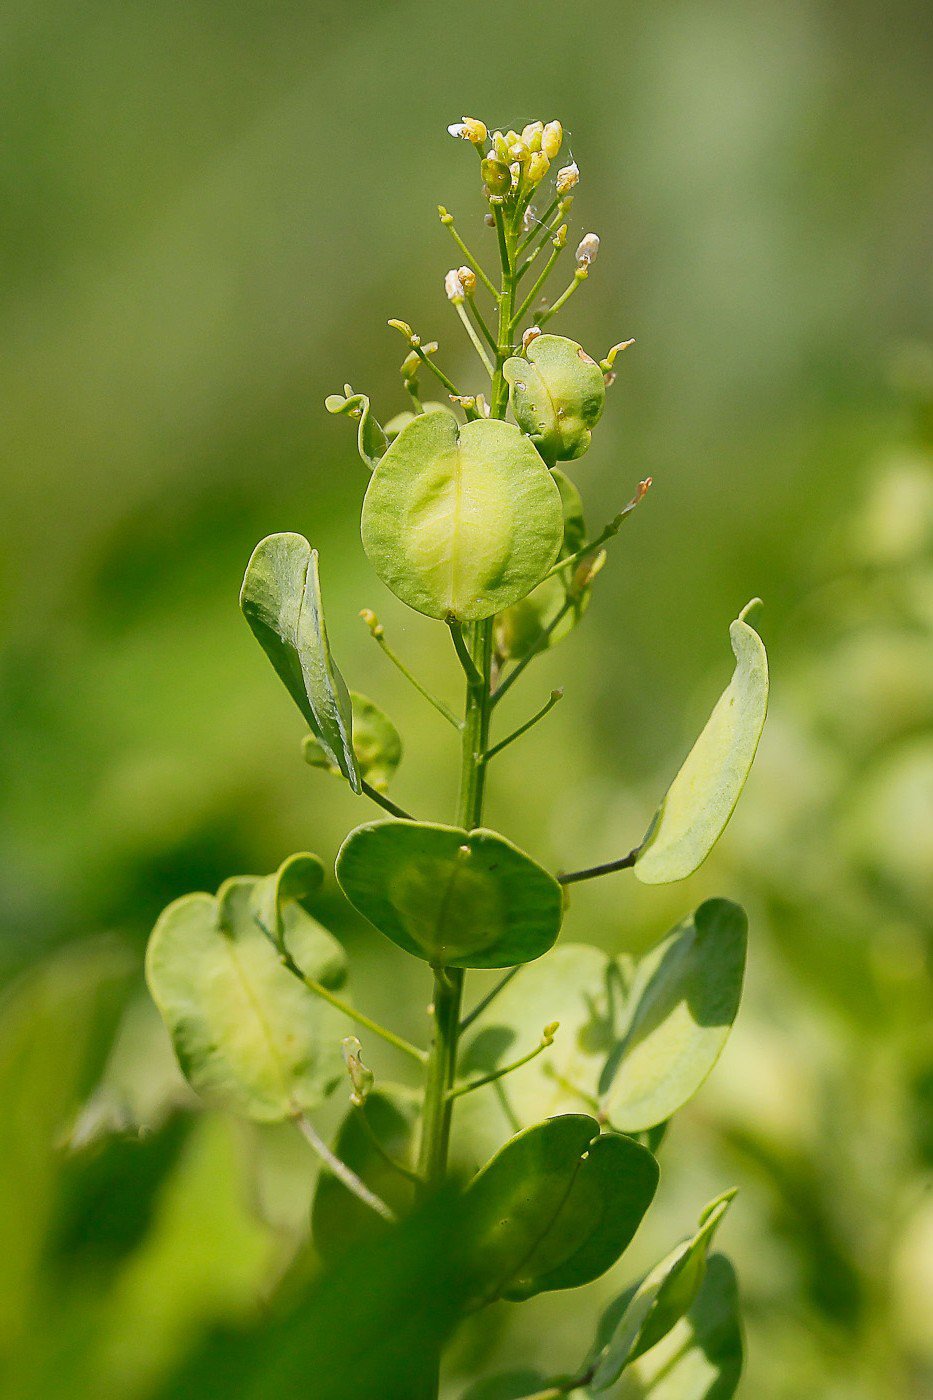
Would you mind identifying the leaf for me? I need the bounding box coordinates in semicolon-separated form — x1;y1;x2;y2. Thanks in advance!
613;1255;744;1399
384;401;457;442
303;691;401;792
335;820;563;969
634;602;768;884
311;1087;418;1261
240;533;361;792
462;1115;658;1305
360;412;564;622
494;470;594;661
460;944;624;1130
145;876;347;1122
249;851;325;954
325;386;388;470
601;900;747;1132
156;1188;472;1400
504;334;606;465
589;1191;736;1390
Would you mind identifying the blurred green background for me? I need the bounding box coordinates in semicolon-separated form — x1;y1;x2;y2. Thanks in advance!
1;0;931;1396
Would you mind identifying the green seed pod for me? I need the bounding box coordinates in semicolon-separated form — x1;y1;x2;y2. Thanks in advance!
504;334;607;464
481;157;512;195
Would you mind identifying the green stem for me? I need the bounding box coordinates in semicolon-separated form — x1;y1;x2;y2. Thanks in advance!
283;956;427;1064
491;599;574;707
511;241;563;331
361;780;415;821
481;689;563;763
447;617;484;688
446;1030;556;1101
295;1113;396;1221
558;848;638;885
355;1103;423;1184
454;300;495;377
366;622;462;728
538;268;587;325
459;965;521;1031
412;342;478;416
541;481;651;581
439;209;498;297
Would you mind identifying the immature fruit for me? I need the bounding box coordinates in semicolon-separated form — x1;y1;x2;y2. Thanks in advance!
505;334;606;464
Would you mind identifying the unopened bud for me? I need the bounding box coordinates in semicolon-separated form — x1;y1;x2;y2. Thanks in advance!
522;121;544;151
573;550;607;594
542;120;563;160
556;161;580;194
437;204;454;225
491;130;508;160
522;325;542;350
360;608;384;638
481;157;511;195
450;394;476;410
543;1021;560;1044
457;265;477;295
553;223;568;249
445;268;465;302
522;204;538;234
575;233;600;268
388;318;415;342
448;116;487;146
509;162;522;188
508;139;529;164
526;152;550;185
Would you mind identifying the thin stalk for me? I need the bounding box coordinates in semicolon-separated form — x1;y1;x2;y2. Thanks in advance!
481;689;563;763
361;780;414;821
439;211;498;297
446;1031;556;1102
557;848;638;885
447;618;484;688
454;300;495;377
491;599;574;707
517;194;560;255
465;295;499;353
541;480;651;581
365;619;461;728
459;965;521;1031
538;268;587;325
295;1113;395;1221
282;955;427;1064
412;342;478;416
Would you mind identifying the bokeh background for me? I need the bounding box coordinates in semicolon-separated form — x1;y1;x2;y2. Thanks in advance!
1;1;931;1396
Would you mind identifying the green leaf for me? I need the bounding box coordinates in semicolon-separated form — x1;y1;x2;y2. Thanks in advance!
460;944;623;1129
325;386;388;470
240;533;362;792
634;602;769;884
589;1191;736;1390
249;851;325;954
384;401;457;442
335;820;563;968
311;1087;419;1261
462;1115;658;1305
613;1255;744;1399
504;334;606;465
360;412;564;622
601;900;747;1132
494;470;593;661
145;876;347;1122
303;691;402;792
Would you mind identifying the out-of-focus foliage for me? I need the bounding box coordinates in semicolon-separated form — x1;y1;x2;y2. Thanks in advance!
0;0;930;1396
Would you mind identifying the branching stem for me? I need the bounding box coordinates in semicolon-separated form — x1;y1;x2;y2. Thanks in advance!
446;1029;557;1102
482;689;563;763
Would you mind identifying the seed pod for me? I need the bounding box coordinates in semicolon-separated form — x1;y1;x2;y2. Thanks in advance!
481;157;511;195
504;334;607;464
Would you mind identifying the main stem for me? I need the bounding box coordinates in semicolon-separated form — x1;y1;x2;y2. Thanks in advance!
416;203;516;1397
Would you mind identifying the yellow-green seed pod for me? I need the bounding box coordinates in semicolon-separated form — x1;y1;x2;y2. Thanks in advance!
481;157;511;195
504;334;607;464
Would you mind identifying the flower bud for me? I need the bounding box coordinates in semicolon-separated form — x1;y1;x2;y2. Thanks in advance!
543;1020;560;1044
542;120;563;159
556;161;579;194
481;157;511;195
575;233;600;268
448;116;487;146
508;139;530;164
491;130;509;160
341;1036;374;1107
360;608;384;638
521;121;544;151
444;268;465;302
457;265;477;295
509;162;522;188
522;325;542;350
526;152;550;185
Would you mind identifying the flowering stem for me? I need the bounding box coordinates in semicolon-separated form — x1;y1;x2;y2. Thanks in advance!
538;268;588;324
438;209;498;297
517;194;560;255
511;241;563;331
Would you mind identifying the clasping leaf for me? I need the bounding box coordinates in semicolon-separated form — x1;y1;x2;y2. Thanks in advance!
325;386;388;470
360;412;564;622
461;1115;659;1305
240;534;361;792
634;601;768;884
336;820;563;968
